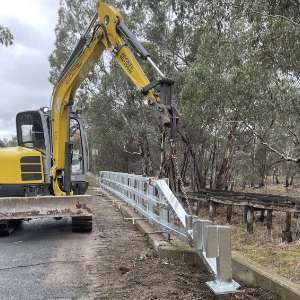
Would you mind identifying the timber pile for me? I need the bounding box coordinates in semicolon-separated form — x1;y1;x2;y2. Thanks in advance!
180;190;300;243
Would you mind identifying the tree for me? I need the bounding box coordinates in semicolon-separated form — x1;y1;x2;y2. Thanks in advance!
0;136;17;147
50;0;300;190
0;25;13;46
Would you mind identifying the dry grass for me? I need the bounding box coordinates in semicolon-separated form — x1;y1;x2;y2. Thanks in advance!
197;203;300;284
237;182;300;198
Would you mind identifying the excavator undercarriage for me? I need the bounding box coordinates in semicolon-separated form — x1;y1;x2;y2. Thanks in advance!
0;195;93;235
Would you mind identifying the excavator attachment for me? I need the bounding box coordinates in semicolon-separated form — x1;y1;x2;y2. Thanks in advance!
0;195;93;235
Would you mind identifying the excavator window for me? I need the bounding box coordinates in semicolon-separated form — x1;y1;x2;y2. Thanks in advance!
70;118;83;175
16;111;46;151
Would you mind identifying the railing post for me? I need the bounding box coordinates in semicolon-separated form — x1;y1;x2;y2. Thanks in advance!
193;219;212;252
206;225;218;258
148;183;154;225
185;214;193;231
216;226;232;282
159;192;169;236
206;225;240;294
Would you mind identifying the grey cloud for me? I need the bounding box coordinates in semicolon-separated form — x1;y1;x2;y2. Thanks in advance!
0;80;51;119
0;1;59;139
0;118;16;137
0;46;51;90
0;16;55;52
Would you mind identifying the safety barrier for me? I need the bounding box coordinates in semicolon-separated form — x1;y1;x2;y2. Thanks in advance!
99;171;240;294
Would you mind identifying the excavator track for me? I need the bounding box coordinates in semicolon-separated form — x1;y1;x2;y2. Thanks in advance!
0;195;93;236
0;221;11;236
0;220;22;236
72;216;93;232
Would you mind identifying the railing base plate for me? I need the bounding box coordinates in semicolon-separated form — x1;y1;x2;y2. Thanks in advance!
206;280;240;295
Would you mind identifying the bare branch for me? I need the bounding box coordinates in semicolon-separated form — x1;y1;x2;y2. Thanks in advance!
243;121;300;164
260;141;298;163
122;145;142;156
287;127;300;146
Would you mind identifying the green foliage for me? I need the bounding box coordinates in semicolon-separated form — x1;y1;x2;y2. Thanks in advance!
0;25;13;46
0;136;17;147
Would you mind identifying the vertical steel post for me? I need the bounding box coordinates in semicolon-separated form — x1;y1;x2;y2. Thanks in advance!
185;215;193;231
158;186;169;239
206;225;219;258
193;219;212;251
216;226;232;282
206;225;239;294
148;183;154;225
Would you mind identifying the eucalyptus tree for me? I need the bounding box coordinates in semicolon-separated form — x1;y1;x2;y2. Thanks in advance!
0;25;13;46
50;0;300;189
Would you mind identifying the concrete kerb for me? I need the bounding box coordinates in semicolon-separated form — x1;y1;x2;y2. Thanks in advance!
100;189;300;300
232;251;300;300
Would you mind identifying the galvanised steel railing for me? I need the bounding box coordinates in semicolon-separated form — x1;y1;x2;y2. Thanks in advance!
99;171;240;295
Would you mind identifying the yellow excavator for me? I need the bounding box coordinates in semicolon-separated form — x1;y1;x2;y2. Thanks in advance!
0;2;177;235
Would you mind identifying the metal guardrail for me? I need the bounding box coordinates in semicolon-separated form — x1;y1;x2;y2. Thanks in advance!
99;171;240;295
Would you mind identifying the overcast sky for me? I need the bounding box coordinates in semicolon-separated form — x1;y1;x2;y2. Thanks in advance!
0;0;59;139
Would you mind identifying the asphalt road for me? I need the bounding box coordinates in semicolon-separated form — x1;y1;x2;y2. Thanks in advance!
0;218;91;299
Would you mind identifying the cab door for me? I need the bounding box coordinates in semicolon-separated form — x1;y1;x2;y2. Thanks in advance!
70;115;89;194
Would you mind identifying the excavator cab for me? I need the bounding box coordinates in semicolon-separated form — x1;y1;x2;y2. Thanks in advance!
0;108;92;234
15;108;89;196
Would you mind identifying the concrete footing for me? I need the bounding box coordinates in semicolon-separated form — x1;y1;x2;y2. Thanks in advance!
232;252;300;300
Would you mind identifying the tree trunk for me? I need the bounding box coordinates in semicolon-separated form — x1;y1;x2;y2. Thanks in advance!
258;147;267;187
273;167;280;184
285;175;289;188
180;146;190;185
144;137;153;176
210;139;217;189
138;133;153;176
138;142;146;175
251;134;257;188
178;129;206;190
191;149;206;190
159;127;167;178
290;173;295;186
215;123;237;190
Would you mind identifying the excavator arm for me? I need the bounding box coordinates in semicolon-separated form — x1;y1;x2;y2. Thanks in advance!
51;2;176;196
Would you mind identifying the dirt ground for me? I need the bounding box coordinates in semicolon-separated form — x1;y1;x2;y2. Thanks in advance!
86;187;279;300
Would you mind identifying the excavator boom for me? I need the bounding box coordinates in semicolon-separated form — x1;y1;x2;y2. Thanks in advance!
51;2;175;196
